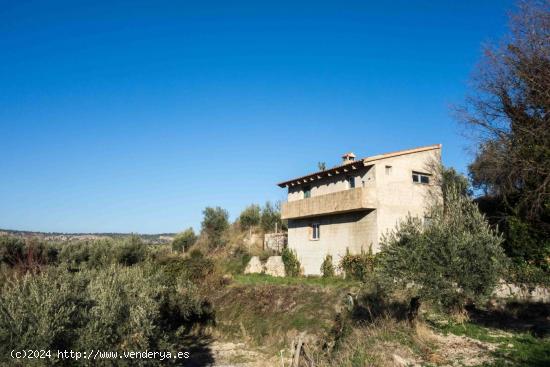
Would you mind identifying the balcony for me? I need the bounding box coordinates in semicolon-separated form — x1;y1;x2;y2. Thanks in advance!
281;186;376;220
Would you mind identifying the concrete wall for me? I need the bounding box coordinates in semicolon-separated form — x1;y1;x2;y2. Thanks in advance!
287;210;377;275
370;148;440;251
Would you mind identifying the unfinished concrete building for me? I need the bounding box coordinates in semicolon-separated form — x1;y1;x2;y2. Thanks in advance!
278;144;441;275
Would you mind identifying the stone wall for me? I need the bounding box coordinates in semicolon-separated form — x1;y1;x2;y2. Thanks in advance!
264;233;287;253
493;282;550;303
244;256;285;277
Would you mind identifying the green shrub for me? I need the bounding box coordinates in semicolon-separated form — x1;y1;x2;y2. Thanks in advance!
504;216;550;271
0;237;25;266
0;267;88;362
377;187;507;311
182;250;215;281
172;228;197;253
59;241;92;267
148;255;188;286
282;247;301;277
339;248;376;281
321;254;335;278
507;261;550;286
77;265;161;352
0;263;209;365
115;236;146;266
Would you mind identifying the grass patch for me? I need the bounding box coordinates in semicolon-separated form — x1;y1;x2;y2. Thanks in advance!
234;273;361;287
427;314;550;366
211;281;352;352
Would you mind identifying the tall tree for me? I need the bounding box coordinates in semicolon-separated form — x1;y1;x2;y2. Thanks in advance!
458;1;550;265
201;207;229;248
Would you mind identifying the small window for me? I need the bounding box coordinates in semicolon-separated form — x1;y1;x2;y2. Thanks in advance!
304;186;311;198
412;171;430;184
347;176;355;189
385;165;392;175
311;223;320;240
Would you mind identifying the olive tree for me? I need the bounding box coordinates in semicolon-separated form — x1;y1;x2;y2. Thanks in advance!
172;228;197;253
238;204;261;230
378;186;507;315
201;207;229;249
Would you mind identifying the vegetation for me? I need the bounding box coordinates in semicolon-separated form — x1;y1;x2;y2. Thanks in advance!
320;254;335;278
458;0;550;272
171;227;197;253
339;247;377;281
0;239;213;366
378;187;507;312
260;201;284;232
1;2;549;366
201;206;230;249
238;204;261;230
281;247;301;277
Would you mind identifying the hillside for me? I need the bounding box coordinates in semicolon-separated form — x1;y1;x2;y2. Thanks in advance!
0;228;175;244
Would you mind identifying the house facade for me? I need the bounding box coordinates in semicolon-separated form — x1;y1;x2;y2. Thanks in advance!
278;144;441;275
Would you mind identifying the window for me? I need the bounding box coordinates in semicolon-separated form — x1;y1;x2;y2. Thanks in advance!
347;176;355;189
304;186;311;198
385;165;392;175
311;223;320;240
412;171;430;184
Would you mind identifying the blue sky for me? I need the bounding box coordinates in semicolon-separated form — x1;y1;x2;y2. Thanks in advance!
0;0;514;233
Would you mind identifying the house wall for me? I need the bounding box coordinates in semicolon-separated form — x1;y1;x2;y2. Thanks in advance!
287;210;377;275
370;148;440;252
285;146;441;275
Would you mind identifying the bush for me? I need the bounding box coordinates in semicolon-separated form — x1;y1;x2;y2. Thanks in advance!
339;248;376;281
239;204;261;230
59;241;91;268
115;236;146;266
222;247;251;275
201;207;229;248
321;254;335;278
282;247;301;277
507;261;550;287
504;216;550;271
182;250;215;281
0;263;209;365
0;237;25;266
377;187;507;311
0;267;86;360
0;237;59;270
172;228;197;253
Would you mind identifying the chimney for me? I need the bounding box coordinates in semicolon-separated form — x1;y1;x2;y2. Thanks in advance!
342;152;356;164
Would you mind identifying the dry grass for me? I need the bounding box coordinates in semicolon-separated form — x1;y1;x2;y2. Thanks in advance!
313;317;435;367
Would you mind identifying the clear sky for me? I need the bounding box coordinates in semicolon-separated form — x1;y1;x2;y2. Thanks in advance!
0;0;515;233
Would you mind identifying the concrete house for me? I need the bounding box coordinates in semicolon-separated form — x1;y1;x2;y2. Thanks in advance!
278;144;441;275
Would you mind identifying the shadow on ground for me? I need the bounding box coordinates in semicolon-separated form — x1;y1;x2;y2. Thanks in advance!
179;335;215;367
466;301;550;337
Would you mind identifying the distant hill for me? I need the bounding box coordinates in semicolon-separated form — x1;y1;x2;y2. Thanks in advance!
0;228;175;244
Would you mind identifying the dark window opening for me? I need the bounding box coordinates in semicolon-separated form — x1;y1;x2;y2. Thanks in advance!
304;186;311;198
311;223;320;240
347;176;355;189
412;171;430;184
